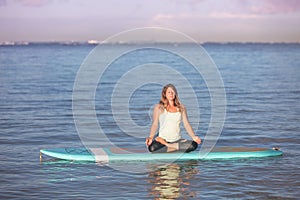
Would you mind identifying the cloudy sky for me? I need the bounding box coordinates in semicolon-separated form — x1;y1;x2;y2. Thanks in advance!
0;0;300;42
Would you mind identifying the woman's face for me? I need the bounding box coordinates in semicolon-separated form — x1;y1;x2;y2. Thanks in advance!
165;87;175;101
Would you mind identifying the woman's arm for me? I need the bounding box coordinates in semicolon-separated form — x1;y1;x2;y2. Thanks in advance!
146;104;161;146
181;105;201;144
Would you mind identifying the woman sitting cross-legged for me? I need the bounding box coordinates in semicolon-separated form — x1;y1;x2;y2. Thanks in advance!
145;84;201;153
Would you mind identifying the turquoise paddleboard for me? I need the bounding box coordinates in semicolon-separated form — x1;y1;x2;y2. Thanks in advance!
40;147;283;162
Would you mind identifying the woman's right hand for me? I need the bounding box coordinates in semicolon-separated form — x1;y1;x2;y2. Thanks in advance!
145;137;153;146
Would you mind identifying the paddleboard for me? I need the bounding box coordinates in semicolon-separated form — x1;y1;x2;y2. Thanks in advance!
40;146;283;162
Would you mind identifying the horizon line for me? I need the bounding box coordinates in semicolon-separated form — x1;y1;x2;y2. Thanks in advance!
1;40;300;46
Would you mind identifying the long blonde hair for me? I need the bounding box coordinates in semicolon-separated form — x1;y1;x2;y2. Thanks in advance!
159;84;182;112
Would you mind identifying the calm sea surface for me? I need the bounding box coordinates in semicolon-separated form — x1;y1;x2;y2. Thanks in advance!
0;43;299;199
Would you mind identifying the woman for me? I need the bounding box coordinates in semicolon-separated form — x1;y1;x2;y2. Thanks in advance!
146;84;201;153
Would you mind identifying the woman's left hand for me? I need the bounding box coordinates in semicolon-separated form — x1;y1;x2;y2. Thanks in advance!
192;136;201;144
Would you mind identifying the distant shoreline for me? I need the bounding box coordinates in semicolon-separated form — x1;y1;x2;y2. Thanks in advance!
1;41;299;46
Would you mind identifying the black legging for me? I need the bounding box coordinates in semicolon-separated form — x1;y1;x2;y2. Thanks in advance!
148;139;198;153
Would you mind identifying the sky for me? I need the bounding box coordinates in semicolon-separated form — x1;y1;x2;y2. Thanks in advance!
0;0;300;43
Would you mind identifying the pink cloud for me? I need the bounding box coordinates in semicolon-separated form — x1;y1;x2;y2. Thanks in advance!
186;0;300;15
153;14;176;21
244;0;300;15
209;12;259;19
203;0;300;19
14;0;51;7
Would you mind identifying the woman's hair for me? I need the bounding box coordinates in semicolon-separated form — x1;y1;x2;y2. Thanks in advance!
159;84;182;112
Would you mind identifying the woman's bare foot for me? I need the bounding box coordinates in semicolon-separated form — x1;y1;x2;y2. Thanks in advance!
155;137;179;152
166;143;179;152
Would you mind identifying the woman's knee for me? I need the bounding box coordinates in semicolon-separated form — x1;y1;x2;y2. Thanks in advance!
148;141;163;152
182;141;198;153
189;141;198;151
148;144;155;152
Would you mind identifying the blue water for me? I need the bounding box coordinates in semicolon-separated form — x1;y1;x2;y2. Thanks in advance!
1;43;299;199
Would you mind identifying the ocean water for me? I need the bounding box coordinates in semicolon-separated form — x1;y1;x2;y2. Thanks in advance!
0;43;299;199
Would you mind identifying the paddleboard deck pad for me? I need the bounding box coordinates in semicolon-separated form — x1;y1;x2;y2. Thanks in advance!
40;147;283;162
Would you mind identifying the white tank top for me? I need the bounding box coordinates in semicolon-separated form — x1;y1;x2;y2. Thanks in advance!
159;109;182;142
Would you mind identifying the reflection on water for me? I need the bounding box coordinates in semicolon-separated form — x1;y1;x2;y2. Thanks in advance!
147;161;199;199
